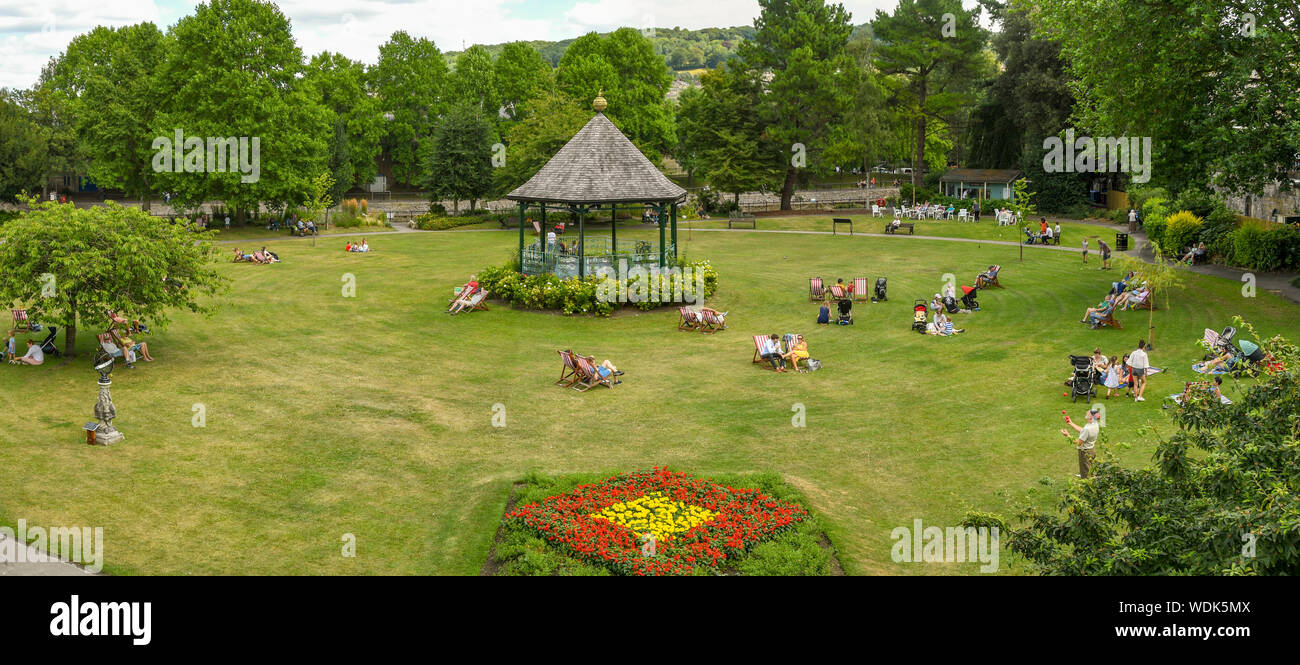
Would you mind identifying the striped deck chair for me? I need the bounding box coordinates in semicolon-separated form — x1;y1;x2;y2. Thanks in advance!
1091;305;1122;330
1130;290;1156;311
555;350;580;387
463;289;490;313
828;283;848;300
809;278;825;301
12;309;31;332
572;354;614;391
699;309;726;334
853;278;869;302
532;220;542;235
678;307;701;331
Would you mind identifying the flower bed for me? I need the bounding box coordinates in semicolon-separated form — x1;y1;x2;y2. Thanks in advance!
496;468;833;576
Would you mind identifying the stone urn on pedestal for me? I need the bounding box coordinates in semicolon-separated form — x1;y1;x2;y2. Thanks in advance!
91;355;124;445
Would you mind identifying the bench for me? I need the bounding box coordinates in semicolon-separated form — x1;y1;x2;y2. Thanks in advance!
728;213;756;229
885;222;915;235
832;218;853;235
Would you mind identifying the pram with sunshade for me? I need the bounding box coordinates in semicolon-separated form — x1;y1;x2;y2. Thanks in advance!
912;300;928;333
39;326;60;357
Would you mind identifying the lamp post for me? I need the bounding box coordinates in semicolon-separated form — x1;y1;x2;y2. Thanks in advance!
91;356;124;445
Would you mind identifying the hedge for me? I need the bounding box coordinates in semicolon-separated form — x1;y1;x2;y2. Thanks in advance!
1227;222;1300;272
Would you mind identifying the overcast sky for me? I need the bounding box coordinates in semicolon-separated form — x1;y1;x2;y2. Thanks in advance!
0;0;954;90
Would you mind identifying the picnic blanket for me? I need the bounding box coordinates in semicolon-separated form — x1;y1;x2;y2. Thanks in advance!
1192;362;1233;375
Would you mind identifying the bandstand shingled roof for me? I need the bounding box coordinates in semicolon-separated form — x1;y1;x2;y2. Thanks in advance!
505;112;686;205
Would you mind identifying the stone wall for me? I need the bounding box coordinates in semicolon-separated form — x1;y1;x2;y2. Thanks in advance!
1216;179;1300;223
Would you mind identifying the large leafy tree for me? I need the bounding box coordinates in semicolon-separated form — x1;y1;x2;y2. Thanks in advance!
493;91;592;197
304;52;385;203
370;31;449;188
55;22;166;208
1027;0;1299;194
676;65;780;207
1008;324;1300;575
494;42;553;123
738;0;858;209
422;105;496;214
872;0;988;191
19;61;81;201
0;91;45;201
556;28;675;158
151;0;329;220
450;45;500;119
0;200;228;357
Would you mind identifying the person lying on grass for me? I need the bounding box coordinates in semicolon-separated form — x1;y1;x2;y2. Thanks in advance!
782;335;810;371
260;247;281;263
233;248;254;262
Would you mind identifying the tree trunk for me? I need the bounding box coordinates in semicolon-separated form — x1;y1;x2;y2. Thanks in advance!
63;298;77;358
780;165;796;211
914;84;927;192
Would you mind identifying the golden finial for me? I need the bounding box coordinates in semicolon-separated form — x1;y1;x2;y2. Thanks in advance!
593;89;608;113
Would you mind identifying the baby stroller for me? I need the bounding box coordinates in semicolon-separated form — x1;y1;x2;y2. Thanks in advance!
837;298;854;325
39;326;60;357
873;278;888;302
959;285;980;311
912;300;929;333
1203;325;1236;360
1068;355;1096;402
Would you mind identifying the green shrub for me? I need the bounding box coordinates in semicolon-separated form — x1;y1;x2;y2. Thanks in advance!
1141;197;1171;247
1199;206;1239;259
412;210;503;230
0;210;21;226
1228;221;1300;271
1171;188;1219;220
477;260;719;316
1162;210;1204;254
1127;186;1169;211
734;526;831;576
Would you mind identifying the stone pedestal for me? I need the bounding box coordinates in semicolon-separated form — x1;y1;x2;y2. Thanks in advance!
92;378;124;445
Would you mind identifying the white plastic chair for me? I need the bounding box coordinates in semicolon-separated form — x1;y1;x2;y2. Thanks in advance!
957;209;969;222
872;205;882;218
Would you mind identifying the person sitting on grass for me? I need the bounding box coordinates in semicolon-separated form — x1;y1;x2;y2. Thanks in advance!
817;301;830;325
260;247;281;263
1178;376;1224;404
930;310;965;336
12;339;44;366
1200;339;1269;374
233;248;253;262
782;335;810;372
357;240;370;253
760;334;786;372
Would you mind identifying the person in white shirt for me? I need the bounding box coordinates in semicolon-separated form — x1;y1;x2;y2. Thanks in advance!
1053;223;1062;242
1044;225;1054;241
16;339;44;365
546;230;557;248
225;215;231;230
1060;407;1102;477
1127;339;1150;401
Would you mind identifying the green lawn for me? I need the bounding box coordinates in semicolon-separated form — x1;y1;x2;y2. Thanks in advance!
2;224;1295;575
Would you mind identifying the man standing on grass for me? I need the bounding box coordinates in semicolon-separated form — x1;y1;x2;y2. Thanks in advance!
1098;239;1112;270
1060;407;1102;478
1128;339;1150;402
1128;206;1138;233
